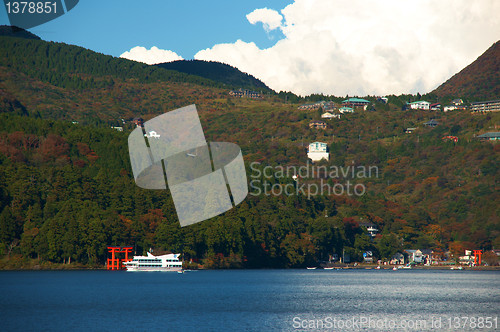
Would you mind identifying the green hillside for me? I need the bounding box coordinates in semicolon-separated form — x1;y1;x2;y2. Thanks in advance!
0;34;498;269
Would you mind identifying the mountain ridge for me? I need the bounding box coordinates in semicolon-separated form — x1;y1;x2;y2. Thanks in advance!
155;59;271;92
431;41;500;101
0;25;41;40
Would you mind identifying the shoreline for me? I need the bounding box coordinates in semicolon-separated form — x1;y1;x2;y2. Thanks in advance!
2;255;499;271
1;264;499;272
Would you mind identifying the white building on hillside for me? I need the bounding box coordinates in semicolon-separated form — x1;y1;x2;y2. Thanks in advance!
409;101;430;110
307;142;329;161
321;112;341;119
339;106;354;113
146;130;161;139
444;105;457;112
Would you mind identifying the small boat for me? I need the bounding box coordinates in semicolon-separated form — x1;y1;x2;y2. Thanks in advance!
392;266;398;270
375;266;381;270
324;267;334;270
306;267;317;270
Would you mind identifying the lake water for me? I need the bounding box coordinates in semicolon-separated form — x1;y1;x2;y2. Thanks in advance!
0;269;498;331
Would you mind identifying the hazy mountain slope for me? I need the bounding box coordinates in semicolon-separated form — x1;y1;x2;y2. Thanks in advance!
432;41;500;101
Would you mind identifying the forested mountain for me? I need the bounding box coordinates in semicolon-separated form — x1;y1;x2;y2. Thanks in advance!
0;36;240;123
0;32;498;269
156;60;271;92
432;40;500;101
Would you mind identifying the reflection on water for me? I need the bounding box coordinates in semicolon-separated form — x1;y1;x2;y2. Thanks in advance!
0;269;498;331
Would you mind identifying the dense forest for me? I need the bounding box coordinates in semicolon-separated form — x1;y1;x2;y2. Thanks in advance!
0;32;498;269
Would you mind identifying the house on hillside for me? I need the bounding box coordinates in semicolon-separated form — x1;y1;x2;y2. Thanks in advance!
470;100;500;113
424;119;439;127
342;98;370;110
309;120;327;129
409;101;430;110
146;131;161;139
405;127;417;134
359;222;379;238
444;105;457;112
430;103;441;111
111;126;123;132
298;101;326;110
452;99;464;105
307;142;329;161
229;89;263;99
476;132;500;141
321;112;341;119
339;106;354;114
323;101;335;111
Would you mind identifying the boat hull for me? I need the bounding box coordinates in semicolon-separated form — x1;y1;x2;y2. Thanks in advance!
125;266;182;272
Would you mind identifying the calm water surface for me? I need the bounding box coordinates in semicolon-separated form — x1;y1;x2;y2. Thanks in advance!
0;269;498;331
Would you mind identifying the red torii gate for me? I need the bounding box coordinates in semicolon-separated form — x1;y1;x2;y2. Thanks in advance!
473;250;482;265
107;246;133;270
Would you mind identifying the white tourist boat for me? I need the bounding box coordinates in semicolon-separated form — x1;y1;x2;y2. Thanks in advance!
123;252;183;272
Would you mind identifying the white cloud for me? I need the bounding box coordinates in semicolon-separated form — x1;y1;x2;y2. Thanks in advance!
246;8;283;32
120;46;183;65
195;0;500;96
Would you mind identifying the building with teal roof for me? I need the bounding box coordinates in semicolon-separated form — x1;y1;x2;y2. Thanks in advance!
342;97;370;104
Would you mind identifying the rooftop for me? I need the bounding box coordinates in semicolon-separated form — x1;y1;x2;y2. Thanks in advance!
477;132;500;138
343;98;370;103
424;119;439;126
470;99;500;105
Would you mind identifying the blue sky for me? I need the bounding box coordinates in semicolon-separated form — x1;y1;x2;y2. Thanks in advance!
1;0;290;58
2;0;499;96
